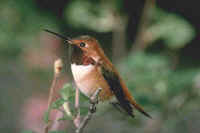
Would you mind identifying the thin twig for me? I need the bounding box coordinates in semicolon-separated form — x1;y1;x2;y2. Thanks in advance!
73;87;81;128
76;88;102;133
44;58;63;133
44;77;58;133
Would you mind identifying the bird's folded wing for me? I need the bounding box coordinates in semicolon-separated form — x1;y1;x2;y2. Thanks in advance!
100;65;134;117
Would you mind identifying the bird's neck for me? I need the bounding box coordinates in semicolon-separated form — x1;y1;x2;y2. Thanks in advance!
71;45;96;65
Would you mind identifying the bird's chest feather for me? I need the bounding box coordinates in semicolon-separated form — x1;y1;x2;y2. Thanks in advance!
71;64;95;82
71;64;98;97
71;63;112;99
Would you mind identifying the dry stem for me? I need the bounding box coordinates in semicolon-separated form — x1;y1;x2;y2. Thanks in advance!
73;87;81;128
44;58;63;133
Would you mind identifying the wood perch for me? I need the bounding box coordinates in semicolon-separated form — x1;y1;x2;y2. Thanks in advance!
75;88;102;133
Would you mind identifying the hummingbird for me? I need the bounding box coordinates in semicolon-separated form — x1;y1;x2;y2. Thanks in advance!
44;29;151;118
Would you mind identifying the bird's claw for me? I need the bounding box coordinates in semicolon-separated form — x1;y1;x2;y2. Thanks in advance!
89;105;96;113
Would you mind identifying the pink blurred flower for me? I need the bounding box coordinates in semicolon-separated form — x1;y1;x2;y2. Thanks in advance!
19;94;69;133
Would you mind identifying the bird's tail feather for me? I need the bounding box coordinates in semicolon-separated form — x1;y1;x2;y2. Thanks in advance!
129;96;152;119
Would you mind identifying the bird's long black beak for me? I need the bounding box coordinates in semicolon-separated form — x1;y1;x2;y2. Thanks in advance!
44;29;72;44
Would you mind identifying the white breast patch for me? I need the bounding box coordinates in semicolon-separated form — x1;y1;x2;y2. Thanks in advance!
71;64;94;81
71;64;95;97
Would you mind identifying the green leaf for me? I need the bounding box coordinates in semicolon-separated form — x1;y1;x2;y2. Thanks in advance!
51;98;66;109
79;91;89;102
60;83;75;101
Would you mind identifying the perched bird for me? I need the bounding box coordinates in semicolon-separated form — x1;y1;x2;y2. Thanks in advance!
45;29;151;118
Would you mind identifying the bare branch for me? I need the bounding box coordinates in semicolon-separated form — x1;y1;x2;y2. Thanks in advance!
75;88;102;133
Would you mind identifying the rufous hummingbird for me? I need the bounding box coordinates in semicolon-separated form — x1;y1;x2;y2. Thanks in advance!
45;29;151;118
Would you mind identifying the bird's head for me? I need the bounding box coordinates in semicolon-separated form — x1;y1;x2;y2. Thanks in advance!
44;29;104;61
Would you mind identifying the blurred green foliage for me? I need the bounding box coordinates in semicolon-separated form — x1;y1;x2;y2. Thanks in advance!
0;0;58;59
65;0;115;32
119;52;200;109
148;7;195;49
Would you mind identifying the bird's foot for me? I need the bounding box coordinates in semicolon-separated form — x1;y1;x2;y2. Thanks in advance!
89;98;99;105
89;105;96;113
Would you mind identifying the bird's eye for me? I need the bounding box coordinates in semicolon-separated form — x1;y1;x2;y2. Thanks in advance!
80;42;86;47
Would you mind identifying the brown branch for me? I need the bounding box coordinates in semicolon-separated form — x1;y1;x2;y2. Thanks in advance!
75;88;102;133
44;58;63;133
